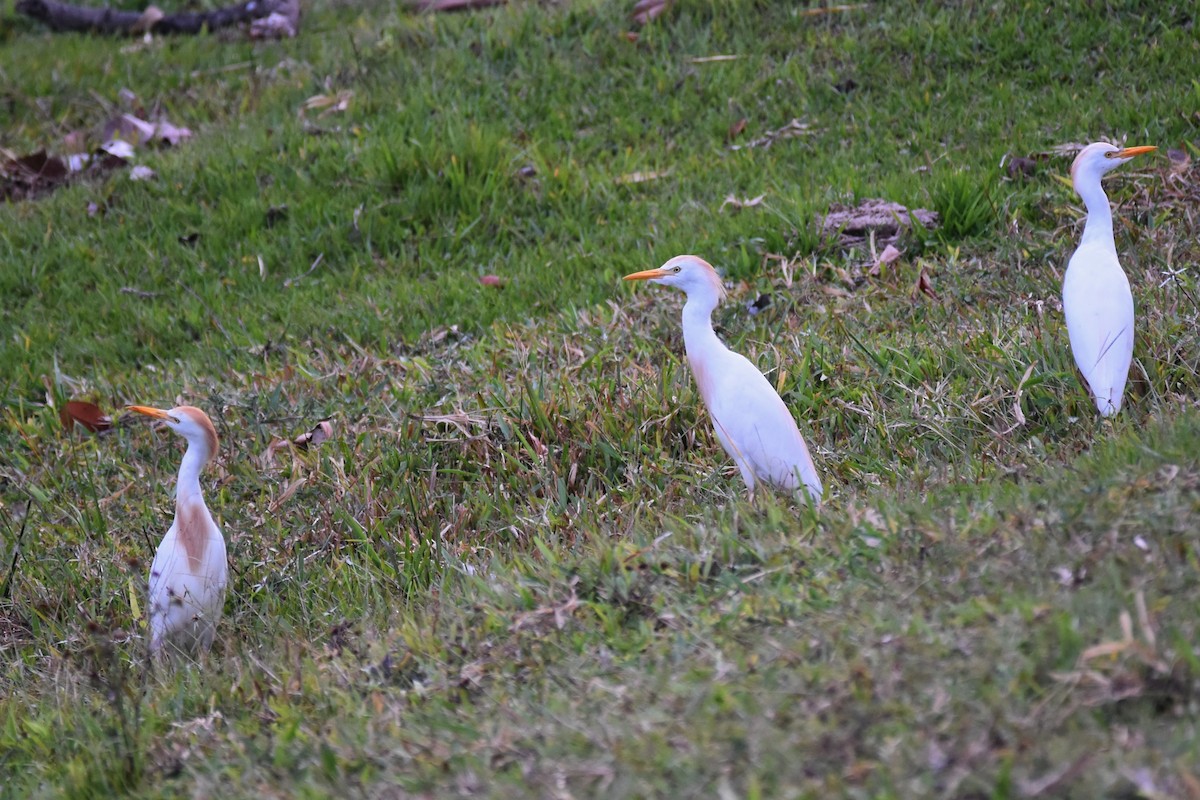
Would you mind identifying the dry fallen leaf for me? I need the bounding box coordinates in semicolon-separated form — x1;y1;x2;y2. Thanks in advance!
729;118;814;151
868;243;902;276
727;118;747;142
301;90;355;118
101;114;192;148
630;0;672;26
293;420;334;449
261;420;335;467
913;265;941;302
719;193;765;212
60;400;113;433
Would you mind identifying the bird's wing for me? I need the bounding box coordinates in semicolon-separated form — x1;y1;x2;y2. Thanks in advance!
1063;244;1134;414
700;349;822;497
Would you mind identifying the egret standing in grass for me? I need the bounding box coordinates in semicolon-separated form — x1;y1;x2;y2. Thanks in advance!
129;405;228;658
624;255;823;501
1062;142;1156;417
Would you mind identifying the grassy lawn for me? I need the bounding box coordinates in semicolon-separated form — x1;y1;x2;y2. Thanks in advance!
2;0;1200;796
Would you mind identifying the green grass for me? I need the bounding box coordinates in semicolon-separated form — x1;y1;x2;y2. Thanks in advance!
3;0;1200;796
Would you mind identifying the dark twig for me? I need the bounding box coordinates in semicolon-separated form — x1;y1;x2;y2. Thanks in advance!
1;501;34;601
408;0;507;11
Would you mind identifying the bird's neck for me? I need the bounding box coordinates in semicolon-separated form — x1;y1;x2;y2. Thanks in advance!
681;292;725;359
1077;176;1115;249
175;443;208;506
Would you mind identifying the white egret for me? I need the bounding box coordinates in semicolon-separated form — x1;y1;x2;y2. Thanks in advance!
1063;142;1156;417
624;255;823;501
129;405;228;658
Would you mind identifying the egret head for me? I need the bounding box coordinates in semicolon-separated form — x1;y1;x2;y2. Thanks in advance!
1070;142;1155;193
623;255;726;301
129;405;219;461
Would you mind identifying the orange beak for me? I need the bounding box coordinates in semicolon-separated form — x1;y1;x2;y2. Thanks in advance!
623;268;670;282
1114;145;1156;158
128;405;178;423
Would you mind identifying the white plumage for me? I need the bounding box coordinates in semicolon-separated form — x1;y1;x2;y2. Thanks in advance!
625;255;823;501
1062;142;1155;417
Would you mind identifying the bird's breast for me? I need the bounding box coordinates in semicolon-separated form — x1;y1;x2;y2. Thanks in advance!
174;499;214;573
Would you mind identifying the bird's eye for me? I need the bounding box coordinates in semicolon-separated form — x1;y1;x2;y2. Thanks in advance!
672;266;682;273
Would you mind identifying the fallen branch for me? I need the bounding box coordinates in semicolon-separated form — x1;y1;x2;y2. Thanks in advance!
15;0;288;35
407;0;507;11
820;198;939;246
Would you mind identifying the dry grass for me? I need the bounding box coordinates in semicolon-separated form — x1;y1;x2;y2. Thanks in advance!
3;0;1200;797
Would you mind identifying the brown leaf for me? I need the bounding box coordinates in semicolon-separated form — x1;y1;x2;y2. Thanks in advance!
293;420;334;449
868;244;902;277
260;438;290;468
913;266;941;302
727;118;747;142
60;400;113;433
8;151;69;183
630;0;672;26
